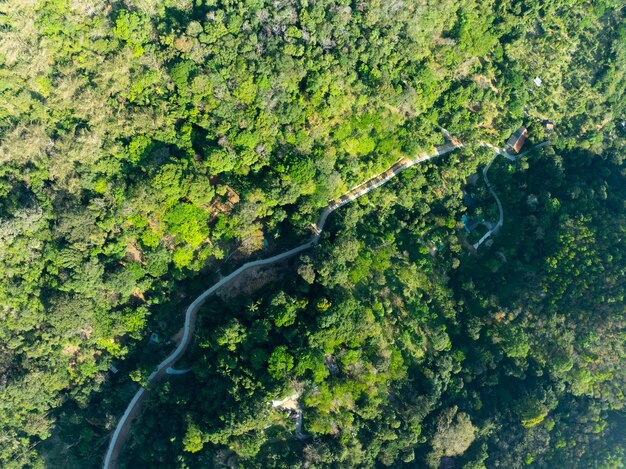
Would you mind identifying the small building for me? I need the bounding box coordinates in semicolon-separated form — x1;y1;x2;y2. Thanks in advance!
225;185;240;206
506;126;528;154
533;76;543;86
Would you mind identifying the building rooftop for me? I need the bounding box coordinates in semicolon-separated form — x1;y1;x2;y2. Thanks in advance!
506;126;528;153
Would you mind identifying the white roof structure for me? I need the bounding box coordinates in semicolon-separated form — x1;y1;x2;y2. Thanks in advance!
533;76;542;86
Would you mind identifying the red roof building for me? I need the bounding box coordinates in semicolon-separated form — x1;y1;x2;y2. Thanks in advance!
506;126;528;153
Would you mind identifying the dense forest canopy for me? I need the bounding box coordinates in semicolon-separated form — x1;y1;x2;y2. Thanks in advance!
0;0;624;467
118;143;626;468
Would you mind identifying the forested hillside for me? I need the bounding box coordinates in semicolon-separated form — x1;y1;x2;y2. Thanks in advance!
0;0;624;467
112;143;626;468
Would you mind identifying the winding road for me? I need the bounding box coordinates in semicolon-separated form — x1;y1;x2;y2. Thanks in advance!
472;145;505;249
103;137;552;466
473;141;548;249
102;141;465;468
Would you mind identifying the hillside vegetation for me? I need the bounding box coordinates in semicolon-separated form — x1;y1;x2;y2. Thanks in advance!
0;0;624;467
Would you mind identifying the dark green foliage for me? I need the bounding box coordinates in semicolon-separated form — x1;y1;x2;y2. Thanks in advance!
0;0;624;467
117;144;626;469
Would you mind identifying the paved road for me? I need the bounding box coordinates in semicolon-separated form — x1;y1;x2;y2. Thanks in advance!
473;151;504;249
102;142;463;469
473;141;548;249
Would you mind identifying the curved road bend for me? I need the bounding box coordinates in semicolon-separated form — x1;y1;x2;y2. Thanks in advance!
473;141;549;249
472;153;504;249
103;142;463;469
